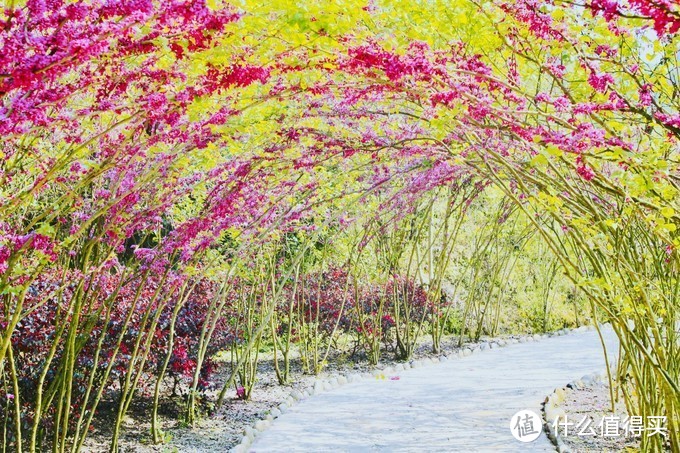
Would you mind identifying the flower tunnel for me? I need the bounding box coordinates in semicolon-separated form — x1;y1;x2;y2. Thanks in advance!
0;0;678;451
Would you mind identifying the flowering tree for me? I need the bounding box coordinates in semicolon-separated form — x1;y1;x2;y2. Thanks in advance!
322;1;680;449
255;0;680;449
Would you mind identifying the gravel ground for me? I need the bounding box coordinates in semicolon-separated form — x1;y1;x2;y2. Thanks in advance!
556;380;640;452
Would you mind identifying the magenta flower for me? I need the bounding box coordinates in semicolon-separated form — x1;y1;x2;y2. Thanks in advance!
236;386;246;399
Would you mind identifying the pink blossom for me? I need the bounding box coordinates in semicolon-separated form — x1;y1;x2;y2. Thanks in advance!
576;156;595;181
629;0;680;35
501;0;564;40
595;44;617;58
534;92;551;103
590;0;620;21
587;71;614;93
0;246;9;274
431;91;459;107
638;84;653;107
553;96;571;112
546;62;566;78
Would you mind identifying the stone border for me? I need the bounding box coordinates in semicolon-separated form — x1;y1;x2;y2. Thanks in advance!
231;326;585;453
542;368;607;453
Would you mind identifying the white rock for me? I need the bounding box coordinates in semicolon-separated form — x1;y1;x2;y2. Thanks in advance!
291;390;303;401
254;419;270;431
439;355;447;362
337;375;348;385
545;406;566;423
278;403;289;413
545;395;557;408
329;378;339;388
270;408;281;418
323;381;332;391
244;426;255;441
581;375;595;386
313;380;324;394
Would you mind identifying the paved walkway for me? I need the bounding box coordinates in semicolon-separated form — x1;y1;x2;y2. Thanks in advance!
250;327;618;452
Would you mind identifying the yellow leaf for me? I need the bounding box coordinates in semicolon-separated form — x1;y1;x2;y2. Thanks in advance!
530;154;549;168
545;145;563;157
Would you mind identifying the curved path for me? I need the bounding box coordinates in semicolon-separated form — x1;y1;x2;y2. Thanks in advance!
250;327;618;452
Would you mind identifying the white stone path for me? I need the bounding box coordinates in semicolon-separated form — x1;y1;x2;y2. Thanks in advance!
250;327;618;452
